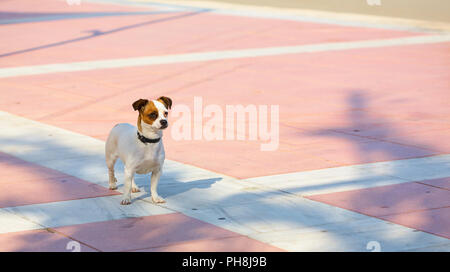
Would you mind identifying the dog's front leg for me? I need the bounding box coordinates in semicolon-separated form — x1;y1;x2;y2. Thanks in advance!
121;168;134;205
150;168;165;204
131;176;140;193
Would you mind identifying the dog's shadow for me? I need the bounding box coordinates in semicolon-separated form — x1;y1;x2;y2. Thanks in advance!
116;176;222;201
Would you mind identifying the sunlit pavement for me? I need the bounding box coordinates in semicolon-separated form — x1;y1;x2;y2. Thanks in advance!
0;0;449;251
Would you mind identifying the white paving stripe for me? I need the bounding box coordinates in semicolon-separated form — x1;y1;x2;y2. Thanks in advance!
1;34;450;78
1;195;174;234
0;209;42;234
243;154;450;196
0;111;449;251
249;216;450;252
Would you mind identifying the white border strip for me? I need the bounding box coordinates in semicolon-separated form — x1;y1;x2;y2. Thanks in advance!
1;195;174;234
243;154;450;196
1;34;449;78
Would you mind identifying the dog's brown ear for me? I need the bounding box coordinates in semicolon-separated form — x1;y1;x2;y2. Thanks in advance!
132;99;148;111
157;96;172;110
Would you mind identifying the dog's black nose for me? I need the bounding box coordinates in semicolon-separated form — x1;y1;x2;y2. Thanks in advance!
160;119;168;127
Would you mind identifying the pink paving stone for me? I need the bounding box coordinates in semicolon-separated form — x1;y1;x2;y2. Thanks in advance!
306;181;450;217
0;0;421;67
0;0;154;15
381;207;450;239
313;140;435;166
0;229;97;252
53;213;282;252
417;177;450;190
43;119;128;140
40;80;126;100
0;153;66;180
133;236;284;252
0;152;119;208
165;139;344;179
385;129;450;154
0;81;92;120
306;180;450;239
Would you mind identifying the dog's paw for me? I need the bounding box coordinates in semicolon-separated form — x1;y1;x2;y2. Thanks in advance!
131;187;141;193
120;198;131;205
109;185;118;190
152;195;166;204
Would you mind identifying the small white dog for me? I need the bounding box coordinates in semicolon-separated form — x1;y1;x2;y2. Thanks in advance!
105;96;172;205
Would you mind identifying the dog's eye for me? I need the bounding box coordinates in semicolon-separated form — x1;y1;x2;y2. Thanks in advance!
149;112;158;119
164;112;168;117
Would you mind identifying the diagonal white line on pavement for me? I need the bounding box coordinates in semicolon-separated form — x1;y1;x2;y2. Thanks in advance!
1;34;449;78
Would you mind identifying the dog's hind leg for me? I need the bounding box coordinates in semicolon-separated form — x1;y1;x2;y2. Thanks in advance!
121;167;134;205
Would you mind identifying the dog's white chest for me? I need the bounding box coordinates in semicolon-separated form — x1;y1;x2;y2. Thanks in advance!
132;143;163;174
135;157;159;174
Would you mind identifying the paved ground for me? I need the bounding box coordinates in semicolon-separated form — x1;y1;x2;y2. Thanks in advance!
0;0;449;251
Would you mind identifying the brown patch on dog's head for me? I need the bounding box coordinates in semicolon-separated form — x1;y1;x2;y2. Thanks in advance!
157;96;172;110
133;98;159;131
140;101;159;125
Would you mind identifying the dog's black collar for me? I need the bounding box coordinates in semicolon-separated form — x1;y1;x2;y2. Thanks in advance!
137;131;161;144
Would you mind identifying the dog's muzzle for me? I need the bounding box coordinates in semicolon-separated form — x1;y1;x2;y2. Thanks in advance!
160;119;168;129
